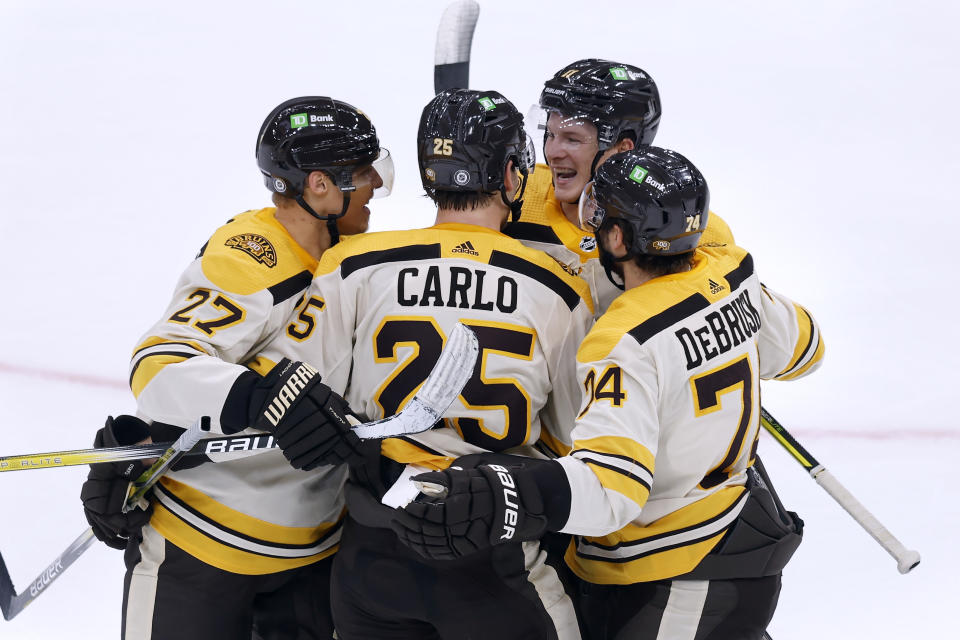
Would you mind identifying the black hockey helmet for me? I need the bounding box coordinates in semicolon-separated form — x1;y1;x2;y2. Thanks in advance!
418;89;535;219
256;96;383;197
539;59;661;149
256;96;393;245
581;146;709;257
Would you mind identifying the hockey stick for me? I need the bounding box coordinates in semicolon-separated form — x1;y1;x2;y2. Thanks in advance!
0;416;209;620
0;323;480;473
0;324;479;620
760;407;921;574
434;0;480;93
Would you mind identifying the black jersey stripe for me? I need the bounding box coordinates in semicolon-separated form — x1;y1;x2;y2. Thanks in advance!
131;340;206;359
396;434;447;457
579;456;652;491
267;270;313;305
154;483;342;551
503;221;564;245
340;244;442;279
724;254;754;291
129;351;197;387
574;528;725;564
579;492;745;552
573;448;652;476
157;502;343;560
779;305;818;378
628;293;711;345
489;250;583;311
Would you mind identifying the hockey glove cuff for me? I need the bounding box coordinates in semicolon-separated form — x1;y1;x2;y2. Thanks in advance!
80;415;154;550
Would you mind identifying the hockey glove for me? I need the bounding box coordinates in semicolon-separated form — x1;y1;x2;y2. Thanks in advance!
80;415;154;550
238;359;364;470
391;455;570;561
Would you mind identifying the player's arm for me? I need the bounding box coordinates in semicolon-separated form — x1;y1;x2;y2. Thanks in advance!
129;259;281;434
393;340;660;559
754;283;825;381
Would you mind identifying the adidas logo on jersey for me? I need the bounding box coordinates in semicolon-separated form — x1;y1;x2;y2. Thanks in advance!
709;279;725;294
451;241;479;256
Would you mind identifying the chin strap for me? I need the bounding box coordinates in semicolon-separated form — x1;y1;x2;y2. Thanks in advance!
500;171;530;223
597;218;633;290
295;192;351;247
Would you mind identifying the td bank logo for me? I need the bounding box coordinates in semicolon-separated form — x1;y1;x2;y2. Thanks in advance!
629;165;648;185
610;67;629;80
290;113;308;128
478;97;496;111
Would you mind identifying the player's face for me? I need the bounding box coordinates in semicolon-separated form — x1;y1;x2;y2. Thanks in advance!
337;163;383;236
544;113;599;203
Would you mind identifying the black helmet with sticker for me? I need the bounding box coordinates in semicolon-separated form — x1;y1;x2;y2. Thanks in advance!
582;146;709;257
418;89;535;219
256;96;382;198
540;59;661;149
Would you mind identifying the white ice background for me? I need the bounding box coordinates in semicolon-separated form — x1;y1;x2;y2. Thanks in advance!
0;0;957;637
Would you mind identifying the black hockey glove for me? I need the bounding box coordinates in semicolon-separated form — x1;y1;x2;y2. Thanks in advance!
391;454;571;561
226;359;364;470
80;415;154;550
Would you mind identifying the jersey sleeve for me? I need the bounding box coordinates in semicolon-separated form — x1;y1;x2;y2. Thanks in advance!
555;331;658;537
755;284;825;381
130;218;314;433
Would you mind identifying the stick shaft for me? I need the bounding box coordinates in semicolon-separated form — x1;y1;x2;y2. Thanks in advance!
0;419;206;620
760;407;920;574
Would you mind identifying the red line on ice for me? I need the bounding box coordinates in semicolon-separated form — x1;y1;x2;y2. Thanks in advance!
0;361;127;391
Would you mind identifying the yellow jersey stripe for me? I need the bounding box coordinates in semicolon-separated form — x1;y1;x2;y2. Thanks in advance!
151;503;337;575
157;477;333;544
130;353;192;397
566;486;747;584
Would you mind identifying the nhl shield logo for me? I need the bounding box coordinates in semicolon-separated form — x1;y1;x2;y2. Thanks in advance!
225;233;278;267
579;235;597;252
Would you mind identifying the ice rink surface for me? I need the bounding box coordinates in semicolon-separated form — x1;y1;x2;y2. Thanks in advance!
0;0;957;637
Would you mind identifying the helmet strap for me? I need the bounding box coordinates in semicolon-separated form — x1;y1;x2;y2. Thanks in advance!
295;191;351;247
597;219;633;290
501;169;529;223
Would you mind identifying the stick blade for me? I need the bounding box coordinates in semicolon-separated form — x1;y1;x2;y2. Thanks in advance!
0;550;15;621
353;323;479;439
434;0;480;92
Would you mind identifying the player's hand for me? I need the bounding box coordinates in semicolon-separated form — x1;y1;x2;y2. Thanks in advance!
249;359;364;470
391;458;556;561
80;416;154;550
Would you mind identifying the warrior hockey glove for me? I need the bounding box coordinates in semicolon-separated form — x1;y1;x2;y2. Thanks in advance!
392;455;571;561
80;415;154;550
230;359;364;470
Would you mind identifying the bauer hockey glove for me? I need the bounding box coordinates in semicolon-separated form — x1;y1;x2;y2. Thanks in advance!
391;454;571;561
80;415;154;550
224;359;365;470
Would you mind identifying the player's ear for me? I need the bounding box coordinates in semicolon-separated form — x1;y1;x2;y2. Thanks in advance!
504;159;519;195
615;137;634;153
305;170;330;196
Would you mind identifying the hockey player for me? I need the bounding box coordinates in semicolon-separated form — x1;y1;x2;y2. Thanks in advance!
256;88;593;639
394;147;823;640
507;58;736;321
79;96;394;639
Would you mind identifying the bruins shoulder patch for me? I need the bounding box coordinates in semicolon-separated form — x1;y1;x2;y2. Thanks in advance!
225;233;278;267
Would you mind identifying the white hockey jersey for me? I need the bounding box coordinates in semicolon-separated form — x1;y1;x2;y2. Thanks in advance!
260;222;594;476
551;243;824;584
129;207;345;575
505;163;737;318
